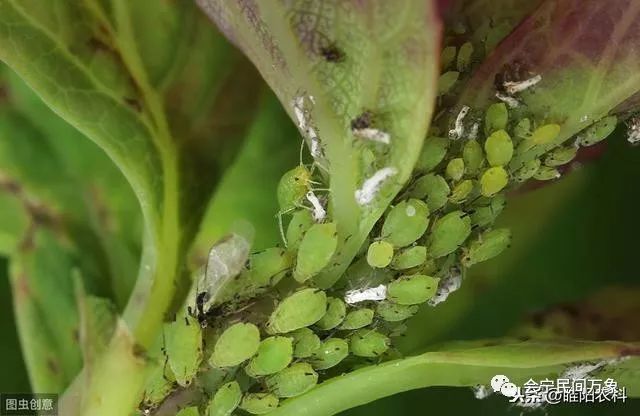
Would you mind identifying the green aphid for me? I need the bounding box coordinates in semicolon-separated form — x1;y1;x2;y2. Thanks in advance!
289;328;321;358
484;103;508;136
484;130;513;166
349;329;390;358
239;393;279;415
512;159;541;183
545;145;578;167
514;118;531;141
580;115;617;146
249;248;293;286
428;211;472;258
376;301;419;322
340;308;374;330
390;246;427;270
449;179;474;204
480;166;509;197
316;297;346;330
246;336;293;377
164;314;202;387
267;288;327;334
387;274;440;305
533;165;561;181
294;222;338;282
463;139;484;175
471;194;506;228
409;174;450;212
266;362;318;398
176;406;199;416
438;71;460;95
445;158;465;181
381;199;430;247
440;46;457;70
286;210;314;250
526;124;561;147
310;338;349;370
461;228;512;268
210;322;260;368
206;381;242;416
366;240;394;268
141;363;176;410
416;137;449;172
456;42;474;72
277;165;313;211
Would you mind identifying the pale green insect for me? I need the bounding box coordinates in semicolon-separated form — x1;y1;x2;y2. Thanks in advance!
289;327;321;358
438;71;460;95
239;393;279;415
416;136;449;172
294;222;338;282
390;245;427;270
449;179;474;204
246;336;293;377
249;248;293;286
140;362;176;411
428;210;472;258
445;158;465;181
387;274;440;305
456;42;474;72
461;228;512;268
340;308;374;330
409;174;450;212
285;209;314;250
366;240;394;268
512;159;541;183
524;123;561;148
315;297;346;330
484;130;513;166
580;115;617;146
210;322;260;368
381;199;430;247
266;362;319;398
514;117;531;140
277;165;313;212
206;381;242;416
545;145;577;167
376;301;419;322
440;46;457;70
176;406;199;416
484;103;508;136
480;166;509;196
164;314;202;387
349;329;390;358
463;139;484;175
533;165;560;181
471;194;506;228
267;288;327;334
310;337;349;370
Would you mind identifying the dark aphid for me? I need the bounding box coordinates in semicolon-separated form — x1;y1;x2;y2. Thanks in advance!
320;43;345;63
494;60;531;93
350;111;374;131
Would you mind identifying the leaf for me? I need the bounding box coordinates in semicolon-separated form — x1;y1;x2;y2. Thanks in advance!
270;340;640;416
197;0;442;288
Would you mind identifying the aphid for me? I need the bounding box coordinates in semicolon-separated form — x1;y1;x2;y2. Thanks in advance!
416;136;449;172
140;363;177;412
163;314;202;387
366;240;394;268
305;190;327;222
525;124;561;147
468;122;479;140
409;174;450;212
381;199;430;247
448;105;470;140
176;406;199;416
349;329;390;358
310;337;349;370
484;130;513;167
545;145;578;167
579;115;617;146
440;46;457;70
277;166;313;212
267;288;327;334
375;301;418;322
449;179;474;204
315;297;347;330
461;228;512;268
246;336;294;377
390;245;427;270
355;167;398;205
387;274;440;305
533;165;561;181
320;43;345;63
445;158;465;181
206;381;242;416
289;328;321;358
484;103;508;136
503;74;542;94
248;248;292;286
210;322;260;367
293;222;338;282
285;209;314;250
239;393;279;415
350;110;374;130
266;362;319;398
340;308;374;330
344;284;387;305
470;194;506;228
512;159;541;183
456;42;474;72
514;118;531;140
480;166;509;197
438;71;460;95
627;116;640;144
428;210;472;258
463;139;484;175
495;92;520;108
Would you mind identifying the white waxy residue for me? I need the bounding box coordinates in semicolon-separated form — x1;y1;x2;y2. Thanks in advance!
428;270;462;306
495;92;520;108
305;190;326;222
448;105;470;140
353;127;391;144
355;167;398;205
345;284;387;304
504;74;542;94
